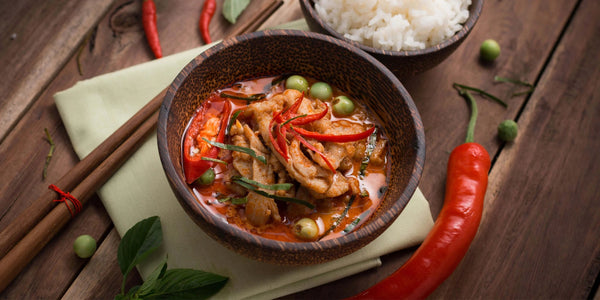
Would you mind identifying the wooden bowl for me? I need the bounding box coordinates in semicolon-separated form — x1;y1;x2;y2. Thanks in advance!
300;0;483;79
157;30;425;265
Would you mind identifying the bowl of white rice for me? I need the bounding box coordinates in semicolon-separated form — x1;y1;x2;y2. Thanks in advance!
300;0;483;78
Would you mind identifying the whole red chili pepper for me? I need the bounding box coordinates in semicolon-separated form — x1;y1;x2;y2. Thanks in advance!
348;89;490;300
142;0;162;59
199;0;217;44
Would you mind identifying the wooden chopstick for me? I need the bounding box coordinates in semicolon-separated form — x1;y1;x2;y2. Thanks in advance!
0;87;166;259
0;108;160;292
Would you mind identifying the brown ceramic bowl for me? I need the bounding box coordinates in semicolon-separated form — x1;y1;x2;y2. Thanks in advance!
300;0;483;79
157;30;425;265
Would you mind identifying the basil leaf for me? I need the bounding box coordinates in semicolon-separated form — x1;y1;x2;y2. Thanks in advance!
202;137;267;164
359;127;378;177
226;109;244;136
320;195;355;239
117;216;163;280
137;257;168;296
201;156;228;165
222;0;251;24
233;178;314;209
232;175;293;191
140;269;228;299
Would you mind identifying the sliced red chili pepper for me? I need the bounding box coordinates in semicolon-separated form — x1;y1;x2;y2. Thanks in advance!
275;95;302;124
199;0;216;44
183;97;231;183
289;129;336;172
142;0;162;59
269;111;288;160
287;104;328;125
291;126;375;143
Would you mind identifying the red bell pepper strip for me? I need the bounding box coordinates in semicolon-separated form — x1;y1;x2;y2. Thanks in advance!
183;97;231;184
199;0;216;44
141;0;162;59
348;88;490;300
291;126;375;143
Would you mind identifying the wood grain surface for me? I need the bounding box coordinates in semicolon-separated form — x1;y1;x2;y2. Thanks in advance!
0;0;598;299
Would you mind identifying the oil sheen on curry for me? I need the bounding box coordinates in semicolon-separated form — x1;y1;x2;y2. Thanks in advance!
182;74;389;242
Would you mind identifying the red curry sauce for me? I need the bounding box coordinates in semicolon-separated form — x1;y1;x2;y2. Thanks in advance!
183;75;389;242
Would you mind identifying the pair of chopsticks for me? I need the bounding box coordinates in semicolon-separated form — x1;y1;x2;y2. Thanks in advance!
0;0;283;292
0;88;165;292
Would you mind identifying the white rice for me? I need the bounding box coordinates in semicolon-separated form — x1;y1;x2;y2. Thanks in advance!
314;0;471;51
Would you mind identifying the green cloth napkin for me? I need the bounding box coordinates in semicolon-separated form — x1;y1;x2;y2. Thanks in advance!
54;20;434;299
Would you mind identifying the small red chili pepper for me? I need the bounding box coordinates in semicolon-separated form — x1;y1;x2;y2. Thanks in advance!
183;96;231;183
291;126;375;143
141;0;162;59
348;88;490;300
199;0;217;44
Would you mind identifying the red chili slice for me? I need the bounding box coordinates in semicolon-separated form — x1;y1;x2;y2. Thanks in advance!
291;126;375;143
269;111;289;160
289;129;336;172
183;97;231;183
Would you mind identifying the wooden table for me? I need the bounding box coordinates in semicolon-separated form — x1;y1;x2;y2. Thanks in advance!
1;0;599;298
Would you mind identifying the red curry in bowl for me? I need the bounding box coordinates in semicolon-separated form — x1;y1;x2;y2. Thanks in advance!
182;74;389;242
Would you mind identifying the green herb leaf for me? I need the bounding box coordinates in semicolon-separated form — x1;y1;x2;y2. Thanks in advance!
201;156;228;165
136;257;168;297
222;0;251;24
226;109;244;136
453;83;507;108
320;195;355;239
221;92;266;102
202;137;267;164
117;216;163;290
281;114;307;127
219;197;248;205
232;176;293;191
494;75;535;96
232;178;314;209
343;208;372;234
138;268;228;299
359;127;378;177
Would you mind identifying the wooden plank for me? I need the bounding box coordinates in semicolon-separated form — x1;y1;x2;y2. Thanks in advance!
0;0;114;143
430;0;600;298
0;0;295;297
402;0;580;217
282;0;580;298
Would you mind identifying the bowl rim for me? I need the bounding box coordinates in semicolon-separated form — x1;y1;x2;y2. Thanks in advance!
157;29;426;262
299;0;484;57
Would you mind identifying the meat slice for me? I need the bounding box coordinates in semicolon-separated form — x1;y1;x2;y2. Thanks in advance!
229;121;281;226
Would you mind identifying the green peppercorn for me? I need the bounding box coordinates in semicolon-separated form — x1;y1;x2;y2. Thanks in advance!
332;96;355;116
498;119;518;142
293;218;319;241
285;75;309;92
309;82;333;100
73;234;97;258
196;168;216;185
480;39;501;61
